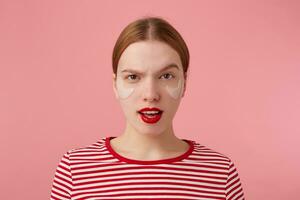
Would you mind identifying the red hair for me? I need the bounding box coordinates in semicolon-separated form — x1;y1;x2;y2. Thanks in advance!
112;16;190;79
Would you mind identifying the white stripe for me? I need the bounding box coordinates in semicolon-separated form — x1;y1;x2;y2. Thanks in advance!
73;178;226;190
74;189;225;199
73;173;226;184
73;168;228;180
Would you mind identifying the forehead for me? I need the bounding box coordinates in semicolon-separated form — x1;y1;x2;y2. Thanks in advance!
118;41;183;73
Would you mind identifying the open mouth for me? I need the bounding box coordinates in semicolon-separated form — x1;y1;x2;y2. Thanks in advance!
137;109;163;124
137;110;163;116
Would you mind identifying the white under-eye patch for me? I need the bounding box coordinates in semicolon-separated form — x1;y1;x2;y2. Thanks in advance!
165;78;184;99
116;78;135;99
115;75;184;100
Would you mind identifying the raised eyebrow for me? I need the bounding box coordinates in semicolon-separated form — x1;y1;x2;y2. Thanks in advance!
160;64;179;72
121;63;179;74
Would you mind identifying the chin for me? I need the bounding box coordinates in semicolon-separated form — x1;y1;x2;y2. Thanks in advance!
135;125;168;136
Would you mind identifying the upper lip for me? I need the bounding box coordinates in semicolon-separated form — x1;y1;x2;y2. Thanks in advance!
138;107;163;113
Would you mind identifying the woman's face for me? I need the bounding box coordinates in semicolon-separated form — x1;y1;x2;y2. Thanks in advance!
113;40;186;136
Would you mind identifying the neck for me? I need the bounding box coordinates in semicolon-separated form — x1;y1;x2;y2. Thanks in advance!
113;122;187;158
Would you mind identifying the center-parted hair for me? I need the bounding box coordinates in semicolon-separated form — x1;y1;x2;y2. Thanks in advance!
112;16;190;79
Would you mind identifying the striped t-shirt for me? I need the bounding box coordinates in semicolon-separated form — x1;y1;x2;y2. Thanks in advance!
50;136;245;200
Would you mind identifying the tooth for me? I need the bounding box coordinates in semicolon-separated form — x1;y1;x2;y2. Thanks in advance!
143;111;159;114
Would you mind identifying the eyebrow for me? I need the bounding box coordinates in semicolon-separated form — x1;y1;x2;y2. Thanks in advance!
121;63;179;74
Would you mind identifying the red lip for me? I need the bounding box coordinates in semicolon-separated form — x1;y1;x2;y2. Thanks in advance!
137;107;163;124
138;107;163;113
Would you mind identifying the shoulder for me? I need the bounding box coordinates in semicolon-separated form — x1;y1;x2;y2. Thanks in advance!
63;137;107;160
189;139;234;167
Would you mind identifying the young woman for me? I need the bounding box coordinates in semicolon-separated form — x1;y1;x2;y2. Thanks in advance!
50;16;245;200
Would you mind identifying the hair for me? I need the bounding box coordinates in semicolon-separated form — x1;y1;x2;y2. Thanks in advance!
112;16;190;80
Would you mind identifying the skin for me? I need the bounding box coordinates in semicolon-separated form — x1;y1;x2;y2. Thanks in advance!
115;66;185;100
112;40;189;161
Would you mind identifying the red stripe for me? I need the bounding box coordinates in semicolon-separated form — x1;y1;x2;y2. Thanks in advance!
49;137;244;200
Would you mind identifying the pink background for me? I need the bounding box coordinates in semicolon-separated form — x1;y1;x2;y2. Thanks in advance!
1;0;299;199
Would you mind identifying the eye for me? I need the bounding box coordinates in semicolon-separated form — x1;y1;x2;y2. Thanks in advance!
161;73;174;80
126;74;139;81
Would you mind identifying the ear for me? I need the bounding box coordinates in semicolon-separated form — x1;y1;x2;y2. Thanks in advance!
181;80;186;98
181;72;187;98
112;73;119;99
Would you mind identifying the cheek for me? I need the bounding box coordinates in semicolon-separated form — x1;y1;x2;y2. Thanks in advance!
164;78;184;100
116;79;135;99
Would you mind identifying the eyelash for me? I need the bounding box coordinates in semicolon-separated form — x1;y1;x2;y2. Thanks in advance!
126;73;175;81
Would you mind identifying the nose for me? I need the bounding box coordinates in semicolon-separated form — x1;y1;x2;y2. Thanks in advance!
142;78;160;102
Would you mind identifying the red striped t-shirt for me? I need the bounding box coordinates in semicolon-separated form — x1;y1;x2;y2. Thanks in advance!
50;136;245;200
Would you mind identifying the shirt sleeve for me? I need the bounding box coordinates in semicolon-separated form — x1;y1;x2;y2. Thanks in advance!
50;151;73;200
225;159;245;200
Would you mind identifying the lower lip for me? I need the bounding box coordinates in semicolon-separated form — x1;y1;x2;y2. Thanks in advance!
139;112;163;124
